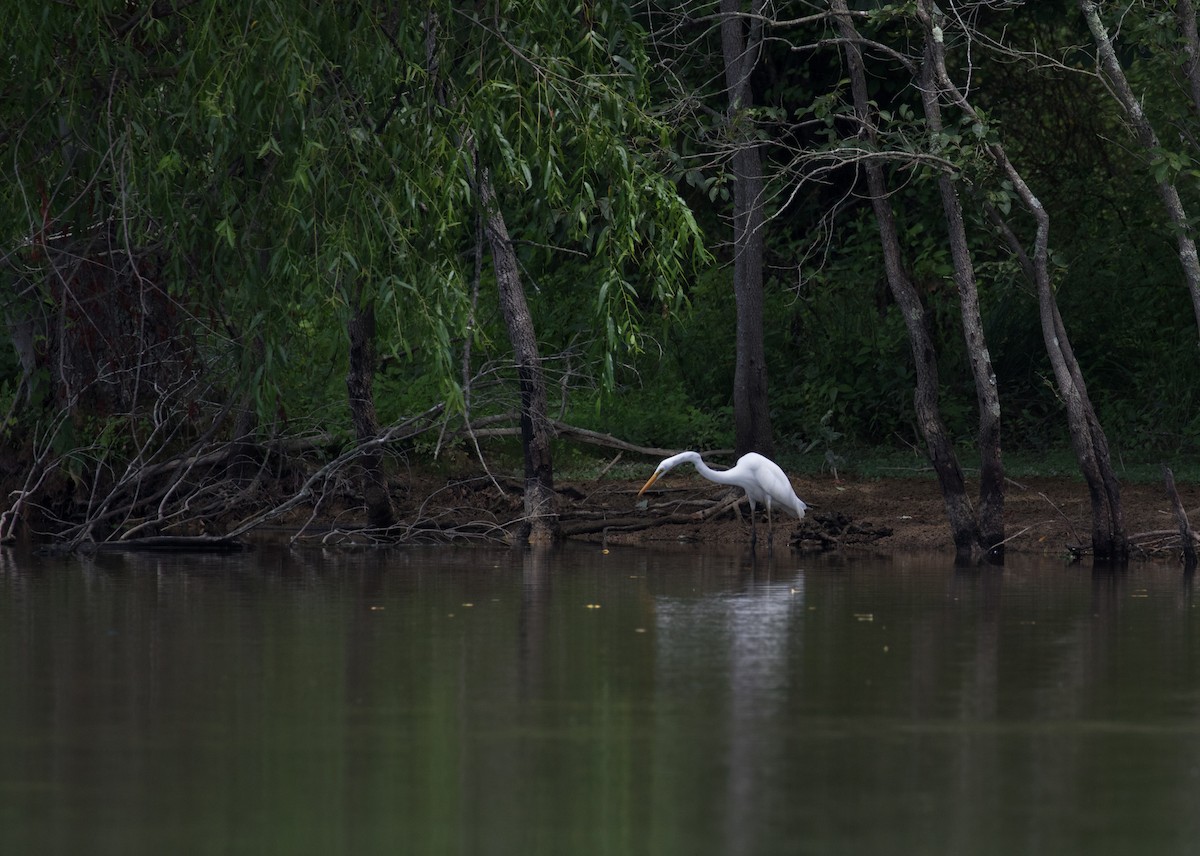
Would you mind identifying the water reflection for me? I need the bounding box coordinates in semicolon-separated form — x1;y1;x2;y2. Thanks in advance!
3;545;1200;855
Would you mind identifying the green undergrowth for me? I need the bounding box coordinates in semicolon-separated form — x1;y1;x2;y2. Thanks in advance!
464;441;1200;486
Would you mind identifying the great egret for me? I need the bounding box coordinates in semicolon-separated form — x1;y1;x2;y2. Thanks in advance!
637;451;808;548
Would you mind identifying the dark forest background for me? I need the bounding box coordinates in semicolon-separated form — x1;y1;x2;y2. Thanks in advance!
4;1;1199;551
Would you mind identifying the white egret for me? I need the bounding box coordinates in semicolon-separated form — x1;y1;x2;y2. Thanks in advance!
637;451;808;548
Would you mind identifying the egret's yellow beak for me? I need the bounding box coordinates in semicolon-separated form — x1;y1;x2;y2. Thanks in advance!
637;471;661;496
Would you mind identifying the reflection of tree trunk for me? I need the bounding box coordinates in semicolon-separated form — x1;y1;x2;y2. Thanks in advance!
918;24;1005;554
720;0;774;458
518;547;551;698
832;0;979;556
917;0;1126;559
346;284;395;529
1080;0;1200;339
478;170;557;544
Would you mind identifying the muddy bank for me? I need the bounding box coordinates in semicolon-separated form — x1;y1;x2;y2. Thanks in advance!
370;469;1197;558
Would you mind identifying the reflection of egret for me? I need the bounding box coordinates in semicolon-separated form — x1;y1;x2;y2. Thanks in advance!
638;451;808;548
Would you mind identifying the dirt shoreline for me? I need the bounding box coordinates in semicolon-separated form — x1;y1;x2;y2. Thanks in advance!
88;469;1192;559
554;472;1197;557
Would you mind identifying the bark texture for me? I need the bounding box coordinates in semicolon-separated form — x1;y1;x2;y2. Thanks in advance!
720;0;774;458
833;0;979;556
918;15;1005;553
346;288;395;529
478;170;557;544
918;0;1126;558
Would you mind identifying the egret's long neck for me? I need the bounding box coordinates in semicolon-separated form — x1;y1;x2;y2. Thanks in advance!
692;456;737;487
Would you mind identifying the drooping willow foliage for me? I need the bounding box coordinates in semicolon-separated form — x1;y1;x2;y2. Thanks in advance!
0;1;704;543
5;1;1200;547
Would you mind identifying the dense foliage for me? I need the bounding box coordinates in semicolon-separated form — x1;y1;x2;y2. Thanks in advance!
4;1;1200;544
613;1;1200;459
0;3;700;476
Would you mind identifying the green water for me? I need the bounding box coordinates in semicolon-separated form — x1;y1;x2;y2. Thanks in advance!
3;544;1200;855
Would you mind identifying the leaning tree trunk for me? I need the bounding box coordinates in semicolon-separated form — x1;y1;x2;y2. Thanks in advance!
478;170;557;544
918;18;1005;553
1079;0;1200;340
720;0;774;458
833;0;980;557
917;0;1126;558
346;282;395;530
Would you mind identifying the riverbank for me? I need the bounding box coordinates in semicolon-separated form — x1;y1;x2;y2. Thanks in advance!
387;467;1197;558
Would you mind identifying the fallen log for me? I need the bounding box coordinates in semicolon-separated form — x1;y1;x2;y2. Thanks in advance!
461;414;733;460
90;535;250;553
559;512;701;537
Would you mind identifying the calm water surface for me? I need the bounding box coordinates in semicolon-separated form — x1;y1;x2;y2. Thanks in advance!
3;543;1200;855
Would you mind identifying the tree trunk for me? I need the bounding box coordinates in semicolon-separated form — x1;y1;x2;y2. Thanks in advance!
478;170;557;544
1163;465;1198;570
832;0;979;557
720;0;774;458
1080;0;1200;339
918;14;1005;554
226;335;265;485
917;0;1126;559
1049;292;1128;557
346;284;395;530
1177;0;1200;117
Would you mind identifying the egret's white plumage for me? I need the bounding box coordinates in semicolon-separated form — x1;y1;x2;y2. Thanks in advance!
637;451;807;547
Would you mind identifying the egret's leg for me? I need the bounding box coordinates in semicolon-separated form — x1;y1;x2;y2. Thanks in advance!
748;500;758;548
766;500;774;551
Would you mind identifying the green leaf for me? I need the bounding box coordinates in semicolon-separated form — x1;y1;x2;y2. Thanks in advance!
216;218;236;248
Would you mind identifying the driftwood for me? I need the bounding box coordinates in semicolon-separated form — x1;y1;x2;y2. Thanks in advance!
1054;466;1200;561
225;405;447;540
308;520;512;547
23;409;1178;558
462;415;733;461
1070;526;1200;560
570;486;892;550
793;512;893;550
559;512;704;537
553;422;734;461
6;401;751;551
560;486;742;537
